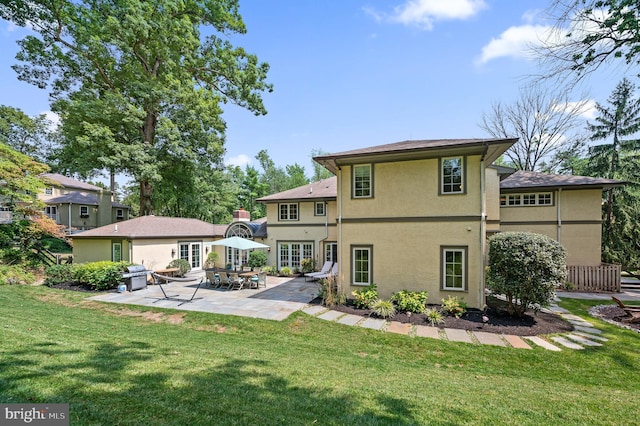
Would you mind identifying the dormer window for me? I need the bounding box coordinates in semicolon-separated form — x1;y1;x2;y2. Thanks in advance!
116;209;124;220
80;205;89;218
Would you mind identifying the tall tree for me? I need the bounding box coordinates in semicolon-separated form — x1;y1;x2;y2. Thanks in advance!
0;0;272;216
255;149;288;194
310;148;333;181
285;163;309;189
539;1;640;85
479;86;589;171
583;78;640;270
0;105;56;162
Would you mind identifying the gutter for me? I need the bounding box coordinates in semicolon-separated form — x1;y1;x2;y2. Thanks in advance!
479;144;488;308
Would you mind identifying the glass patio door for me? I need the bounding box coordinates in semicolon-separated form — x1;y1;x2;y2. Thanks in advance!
179;242;202;270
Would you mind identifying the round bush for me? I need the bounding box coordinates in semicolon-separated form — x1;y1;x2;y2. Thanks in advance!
487;232;566;317
167;259;190;276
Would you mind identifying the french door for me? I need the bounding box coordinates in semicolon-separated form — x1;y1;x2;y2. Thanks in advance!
179;242;202;270
278;242;313;271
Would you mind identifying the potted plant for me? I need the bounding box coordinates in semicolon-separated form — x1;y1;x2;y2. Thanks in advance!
204;251;219;269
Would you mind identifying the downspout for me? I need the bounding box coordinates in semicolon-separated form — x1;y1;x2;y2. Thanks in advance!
68;203;72;232
479;143;488;308
337;167;342;285
557;188;562;242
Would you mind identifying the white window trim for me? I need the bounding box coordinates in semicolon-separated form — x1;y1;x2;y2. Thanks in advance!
441;156;464;194
352;245;372;286
79;205;89;217
315;201;326;216
441;247;467;291
352;164;372;199
500;192;553;207
279;203;299;221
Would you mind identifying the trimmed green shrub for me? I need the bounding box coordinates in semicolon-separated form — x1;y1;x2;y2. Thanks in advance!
352;283;378;309
73;261;129;291
167;259;190;277
370;299;396;319
441;295;468;318
203;252;219;269
0;265;35;285
487;232;567;317
279;266;292;276
391;290;428;314
44;264;75;286
248;251;268;269
261;265;276;275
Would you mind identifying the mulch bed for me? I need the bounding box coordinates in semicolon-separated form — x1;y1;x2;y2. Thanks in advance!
48;282;101;293
590;304;640;333
309;297;574;336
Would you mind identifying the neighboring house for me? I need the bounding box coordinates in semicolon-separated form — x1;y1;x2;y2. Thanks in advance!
257;138;623;309
40;173;130;233
71;209;267;271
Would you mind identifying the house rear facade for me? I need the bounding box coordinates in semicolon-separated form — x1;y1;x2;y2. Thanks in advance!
257;138;623;309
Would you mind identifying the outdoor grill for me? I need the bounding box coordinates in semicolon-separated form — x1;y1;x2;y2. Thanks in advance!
122;265;152;291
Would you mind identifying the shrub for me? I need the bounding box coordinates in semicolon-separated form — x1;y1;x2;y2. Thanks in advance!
370;299;396;319
318;276;345;307
203;252;219;269
352;283;378;309
167;259;190;277
44;264;75;286
73;261;129;291
441;295;468;318
0;265;35;285
487;232;567;317
425;308;445;326
301;258;316;274
391;290;428;314
261;265;276;275
248;251;267;269
279;266;292;276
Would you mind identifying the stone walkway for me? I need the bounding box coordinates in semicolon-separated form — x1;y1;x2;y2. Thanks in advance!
301;298;608;351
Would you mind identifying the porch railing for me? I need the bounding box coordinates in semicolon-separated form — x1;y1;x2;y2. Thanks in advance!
566;263;621;292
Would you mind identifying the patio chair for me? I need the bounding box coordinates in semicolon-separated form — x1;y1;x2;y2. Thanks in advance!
313;263;338;281
250;271;267;289
304;261;333;281
228;273;245;291
151;273;204;306
205;270;218;288
611;296;640;323
217;271;232;289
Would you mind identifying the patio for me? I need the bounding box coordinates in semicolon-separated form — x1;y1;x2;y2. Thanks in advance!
88;272;320;321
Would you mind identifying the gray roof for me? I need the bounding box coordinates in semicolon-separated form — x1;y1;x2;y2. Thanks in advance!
313;138;517;174
42;173;104;192
71;215;227;239
501;170;625;191
257;177;337;202
45;193;99;205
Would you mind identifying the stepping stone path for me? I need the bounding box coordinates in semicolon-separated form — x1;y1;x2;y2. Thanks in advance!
301;298;607;351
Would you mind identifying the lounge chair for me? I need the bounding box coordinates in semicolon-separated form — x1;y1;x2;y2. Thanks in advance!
205;269;218;287
612;296;640;323
313;263;338;280
304;261;333;281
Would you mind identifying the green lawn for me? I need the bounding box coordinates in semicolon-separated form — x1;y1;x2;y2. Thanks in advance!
1;286;638;425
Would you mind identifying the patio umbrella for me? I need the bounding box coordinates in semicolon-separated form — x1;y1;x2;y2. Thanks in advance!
205;236;269;270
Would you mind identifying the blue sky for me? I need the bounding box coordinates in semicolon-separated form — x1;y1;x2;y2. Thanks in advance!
0;0;630;177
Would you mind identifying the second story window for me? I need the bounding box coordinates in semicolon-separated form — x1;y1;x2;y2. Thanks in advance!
353;164;372;198
441;157;464;194
116;209;124;220
80;205;89;218
44;187;53;195
315;201;325;216
279;203;298;221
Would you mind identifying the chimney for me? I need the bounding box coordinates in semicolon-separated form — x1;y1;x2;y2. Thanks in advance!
233;208;250;222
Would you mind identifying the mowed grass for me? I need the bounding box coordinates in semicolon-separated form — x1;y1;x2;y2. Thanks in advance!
1;286;638;425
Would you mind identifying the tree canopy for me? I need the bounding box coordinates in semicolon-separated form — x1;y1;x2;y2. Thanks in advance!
0;0;272;216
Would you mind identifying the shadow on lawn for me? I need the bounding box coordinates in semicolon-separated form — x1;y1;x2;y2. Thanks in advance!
0;341;454;425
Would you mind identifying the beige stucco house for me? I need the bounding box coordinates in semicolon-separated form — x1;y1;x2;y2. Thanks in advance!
257;138;623;309
71;210;267;271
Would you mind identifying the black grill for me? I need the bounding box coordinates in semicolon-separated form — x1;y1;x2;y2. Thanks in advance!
122;265;152;291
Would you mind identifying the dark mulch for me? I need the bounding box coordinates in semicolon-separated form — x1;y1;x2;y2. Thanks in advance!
590;304;640;333
309;297;574;336
48;282;100;293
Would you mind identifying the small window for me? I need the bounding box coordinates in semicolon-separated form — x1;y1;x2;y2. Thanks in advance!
45;187;53;195
353;164;372;198
116;209;124;219
315;202;325;216
112;242;122;262
279;203;298;220
501;192;554;207
441;157;464;194
442;247;466;291
508;194;521;206
352;245;372;286
523;194;536;205
538;193;552;205
80;205;89;218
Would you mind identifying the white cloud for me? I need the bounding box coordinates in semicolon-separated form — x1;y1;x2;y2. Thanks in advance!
367;0;487;31
556;99;597;120
41;110;60;130
225;154;252;168
477;24;551;65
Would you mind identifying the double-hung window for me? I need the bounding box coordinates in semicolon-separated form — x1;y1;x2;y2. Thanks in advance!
441;157;464;194
279;203;298;220
315;201;325;216
353;164;372;198
441;246;466;291
80;205;89;218
352;245;372;286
